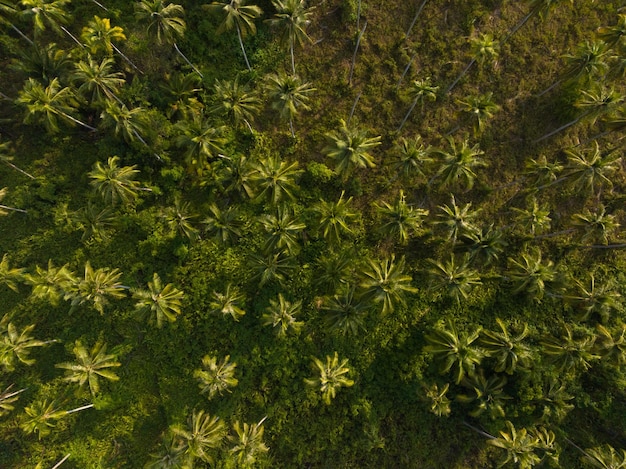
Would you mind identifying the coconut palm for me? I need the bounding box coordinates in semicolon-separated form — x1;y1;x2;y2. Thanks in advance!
479;319;533;374
66;261;126;314
488;421;556;469
594;323;626;367
20;0;71;39
259;206;306;254
261;293;303;337
71;56;125;105
541;324;599;374
565;274;621;323
564;144;620;196
206;0;263;71
504;0;573;43
313;250;353;294
20;399;66;439
171;410;226;466
0;316;46;371
426;254;482;304
219;154;256;199
250;155;302;205
433;195;481;243
359;255;416;315
145;432;186;469
267;0;314;73
100;101;151;146
0;253;24;293
211;77;261;130
1;1;32;44
323;119;381;181
321;287;368;336
434;137;486;190
17;78;97;132
305;352;354;404
249;249;296;287
163;196;199;241
582;444;626;469
374;190;428;245
81;15;142;72
69;202;117;241
24;260;76;305
209;283;246;320
229;418;269;466
598;14;626;48
511;198;552;236
55;339;120;395
162;71;203;119
390;135;434;181
506;248;557;302
523;155;564;188
134;0;186;46
312;191;359;246
88;156;141;206
202;204;243;245
175;116;227;174
538;377;574;422
14;42;72;86
421;382;451;417
457;370;509;418
456;92;500;134
446;33;500;94
460;224;507;266
265;73;315;136
571;205;620;245
0;384;25;417
424;321;484;384
397;77;438;132
194;354;238;399
133;273;184;328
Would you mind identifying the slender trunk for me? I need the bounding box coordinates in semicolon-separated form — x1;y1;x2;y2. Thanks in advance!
65;403;94;414
533;175;569;191
173;43;203;78
533;228;575;240
405;0;429;40
91;0;109;11
1;387;26;400
0;91;11;100
585;243;626;249
533;111;590;144
348;91;362;124
236;24;251;71
51;454;71;469
0;204;27;213
445;58;475;94
579;127;625;146
59;111;98;131
1;160;35;179
502;10;534;44
535;78;562;98
10;24;34;45
462;421;496;440
61;26;84;49
397;51;418;89
289;119;294;138
111;43;143;74
397;98;418;132
290;40;295;75
348;21;367;86
445;123;461;136
356;0;361;31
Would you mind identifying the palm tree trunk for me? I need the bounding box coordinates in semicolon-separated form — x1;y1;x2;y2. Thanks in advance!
290;40;296;75
173;43;203;78
51;454;71;469
397;51;418;89
10;24;33;45
348;91;362;124
60;26;84;49
535;78;562;98
445;58;475;94
59;111;98;131
533;228;575;240
405;0;429;40
462;421;496;439
533;111;591;143
111;43;143;74
585;243;626;249
502;10;535;44
0;204;27;213
397;98;418;132
236;24;251;71
65;403;94;414
348;21;367;86
289;118;295;138
91;0;109;11
2;160;35;179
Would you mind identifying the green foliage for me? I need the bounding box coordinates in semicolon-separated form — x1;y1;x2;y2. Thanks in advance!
305;352;354;405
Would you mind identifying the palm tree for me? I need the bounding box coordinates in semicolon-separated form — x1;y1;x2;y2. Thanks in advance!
564;144;620;196
250;155;302;205
0;316;47;371
229;417;269;466
433;195;481;243
163;196;199;241
14;42;72;86
541;324;599;374
421;382;451;417
564;274;621;323
81;15;141;73
511;198;552;236
397;77;438;132
460;224;508;266
20;399;66;439
313;250;353;294
424;321;484;384
219;153;256;199
171;410;226;466
582;444;626;469
20;0;71;39
488;421;557;469
426;254;482;304
1;1;32;44
479;319;533;374
594;323;626;368
134;0;186;46
265;73;315;136
374;190;428;245
0;139;34;179
523;155;564;187
504;0;573;43
390;135;434;181
305;352;354;405
202;204;243;245
259;206;306;254
100;101;151;146
267;0;314;74
209;283;246;320
359;255;416;315
162;71;203;119
67;261;126;314
261;293;303;337
506;248;557;302
55;339;121;395
206;0;263;71
598;14;626;48
445;33;500;94
71;56;125;105
69;202;117;241
539;377;574;422
88;156;141;206
434;137;486;190
323;119;381;181
571;205;620;245
0;383;25;417
24;260;76;305
321;287;368;336
457;370;509;418
17;78;97;132
133;273;184;328
0;253;24;293
175;116;227;175
456;92;500;134
0;187;27;215
194;354;238;399
312;191;359;246
211;77;261;131
145;432;186;469
249;249;296;287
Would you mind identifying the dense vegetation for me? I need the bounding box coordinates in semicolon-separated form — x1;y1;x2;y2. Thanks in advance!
1;0;626;467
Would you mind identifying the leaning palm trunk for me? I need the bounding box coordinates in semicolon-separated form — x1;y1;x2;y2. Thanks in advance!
290;40;295;75
65;403;95;414
0;204;27;213
348;21;367;86
174;43;203;78
51;454;71;469
90;0;108;11
60;26;83;48
533;110;591;143
111;43;143;74
405;0;429;40
397;98;419;132
236;24;251;71
536;78;563;98
502;10;535;44
445;58;475;94
59;111;98;131
10;23;33;45
397;51;418;88
2;160;35;179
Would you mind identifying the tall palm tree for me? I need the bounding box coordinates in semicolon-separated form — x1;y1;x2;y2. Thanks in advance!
20;0;71;39
434;137;486;191
134;0;186;46
229;418;269;466
0;383;25;417
511;197;552;236
504;0;573;43
81;15;141;73
460;224;507;266
397;77;438;132
261;293;303;336
145;432;186;469
265;73;315;136
541;324;599;373
175;116;227;175
69;202;117;242
424;321;484;384
267;0;314;74
479;319;533;374
358;255;416;315
206;0;263;71
0;253;24;293
565;274;621;322
100;101;151;146
249;249;296;287
202;204;243;245
305;352;354;405
211;77;261;131
88;156;141;206
456;92;500;134
0;187;27;215
313;250;353;294
312;191;359;247
456;370;509;419
523;155;563;187
594;323;626;367
17;78;97;132
250;155;302;205
24;260;76;305
487;421;556;468
582;444;626;469
426;254;482;304
323;119;381;181
374;190;429;245
258;206;306;254
321;287;368;336
571;205;620;245
163;196;199;241
421;382;451;417
564;144;620;196
55;339;121;395
1;0;32;44
209;283;246;320
20;399;66;439
171;410;226;466
390;135;434;181
133;273;184;328
598;14;626;48
0;316;47;371
194;354;238;399
506;248;557;302
71;56;125;105
433;195;481;243
446;33;499;94
66;261;126;314
14;42;72;86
